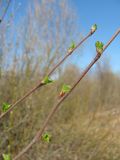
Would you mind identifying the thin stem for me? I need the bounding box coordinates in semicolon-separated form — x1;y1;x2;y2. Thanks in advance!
0;30;94;120
0;83;44;119
48;31;92;76
13;54;100;160
13;28;120;160
103;28;120;51
0;0;11;23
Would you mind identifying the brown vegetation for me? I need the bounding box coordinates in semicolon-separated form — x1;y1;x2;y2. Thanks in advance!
0;0;120;160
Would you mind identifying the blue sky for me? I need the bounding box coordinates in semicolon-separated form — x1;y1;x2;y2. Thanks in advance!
0;0;120;73
69;0;120;73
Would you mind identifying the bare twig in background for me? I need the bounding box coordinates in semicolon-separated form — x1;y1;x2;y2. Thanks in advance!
0;28;95;120
0;0;11;23
13;28;120;160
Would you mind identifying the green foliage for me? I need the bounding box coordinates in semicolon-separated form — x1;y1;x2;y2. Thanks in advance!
59;84;71;97
61;84;71;93
2;154;11;160
95;41;104;54
68;41;76;52
2;103;11;112
42;133;52;143
91;24;97;33
41;76;54;85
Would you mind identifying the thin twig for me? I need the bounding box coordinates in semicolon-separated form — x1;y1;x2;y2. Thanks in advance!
13;54;101;160
0;29;94;120
0;0;11;24
13;28;120;160
103;28;120;51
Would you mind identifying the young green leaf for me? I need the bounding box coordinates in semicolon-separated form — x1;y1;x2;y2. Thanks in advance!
42;133;52;143
2;103;11;112
2;154;11;160
59;84;71;98
95;41;104;54
91;24;97;33
41;76;54;85
68;41;76;52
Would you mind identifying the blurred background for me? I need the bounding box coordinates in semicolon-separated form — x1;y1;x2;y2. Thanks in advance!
0;0;120;159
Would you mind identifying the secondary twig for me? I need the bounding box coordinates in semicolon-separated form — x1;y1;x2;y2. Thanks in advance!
0;0;11;24
0;28;95;120
13;28;120;160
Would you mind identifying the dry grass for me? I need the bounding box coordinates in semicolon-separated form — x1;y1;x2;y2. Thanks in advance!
0;63;120;159
0;0;120;159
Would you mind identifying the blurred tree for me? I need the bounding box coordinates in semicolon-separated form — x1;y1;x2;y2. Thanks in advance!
0;0;80;158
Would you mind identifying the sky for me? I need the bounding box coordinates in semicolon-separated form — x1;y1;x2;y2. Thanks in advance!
0;0;120;73
69;0;120;73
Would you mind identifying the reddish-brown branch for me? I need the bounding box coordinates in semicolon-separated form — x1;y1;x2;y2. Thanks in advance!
0;83;44;119
0;30;94;120
13;28;120;160
13;54;100;160
48;31;92;76
103;29;120;51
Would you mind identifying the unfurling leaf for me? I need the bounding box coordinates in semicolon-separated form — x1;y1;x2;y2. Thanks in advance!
42;133;52;143
68;41;76;52
2;154;11;160
41;76;54;85
59;84;71;98
2;103;11;112
95;41;104;54
91;24;97;33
